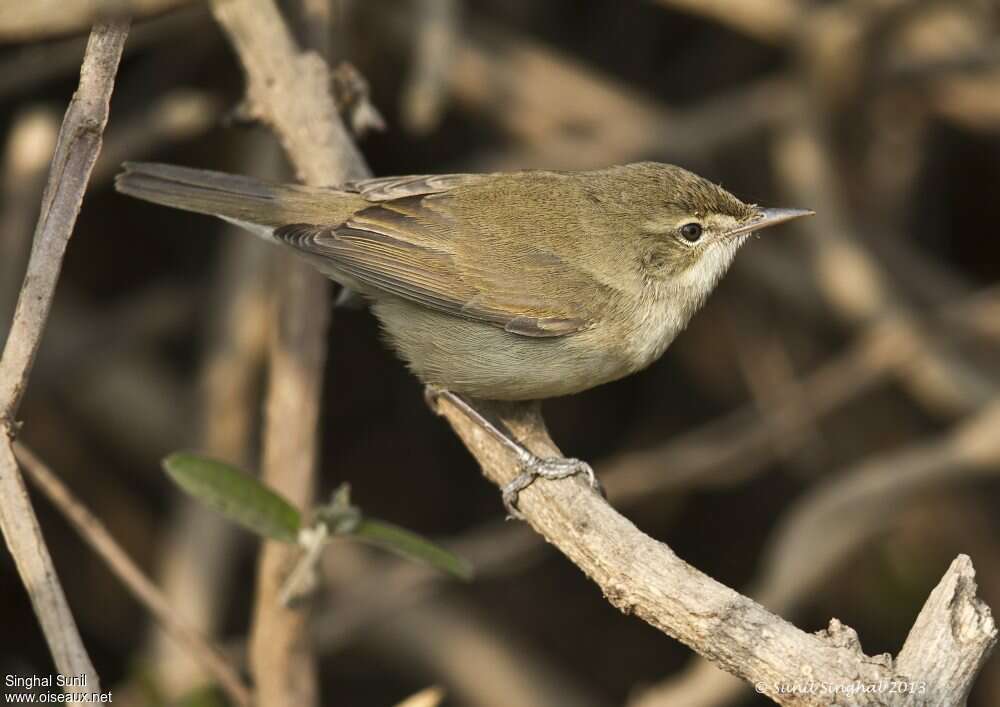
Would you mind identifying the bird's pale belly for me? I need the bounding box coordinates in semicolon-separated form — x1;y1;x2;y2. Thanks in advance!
373;298;644;400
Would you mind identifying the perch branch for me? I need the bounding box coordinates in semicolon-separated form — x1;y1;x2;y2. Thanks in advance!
312;287;997;658
632;398;1000;707
0;21;128;691
428;395;997;705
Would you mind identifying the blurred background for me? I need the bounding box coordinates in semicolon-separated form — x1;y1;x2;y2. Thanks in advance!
1;0;999;705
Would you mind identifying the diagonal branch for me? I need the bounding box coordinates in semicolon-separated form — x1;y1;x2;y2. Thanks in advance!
0;20;129;691
13;443;252;707
429;395;997;706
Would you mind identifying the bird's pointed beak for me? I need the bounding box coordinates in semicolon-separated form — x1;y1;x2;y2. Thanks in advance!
724;207;814;240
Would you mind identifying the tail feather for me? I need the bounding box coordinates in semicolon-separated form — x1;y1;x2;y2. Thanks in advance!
114;162;363;227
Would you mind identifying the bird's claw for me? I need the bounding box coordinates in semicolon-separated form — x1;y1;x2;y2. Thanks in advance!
502;455;604;520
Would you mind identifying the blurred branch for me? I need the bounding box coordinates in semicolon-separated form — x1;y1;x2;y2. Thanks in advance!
0;21;128;690
448;22;796;170
602;318;910;499
0;0;191;41
755;401;1000;612
650;0;803;44
14;443;252;707
428;393;996;705
207;0;371;705
629;660;743;707
0;6;207;100
946;285;1000;344
773;119;997;416
93;89;224;183
401;0;459;135
727;320;827;475
768;2;1000;418
928;69;1000;132
0;108;60;332
365;598;600;707
394;687;447;707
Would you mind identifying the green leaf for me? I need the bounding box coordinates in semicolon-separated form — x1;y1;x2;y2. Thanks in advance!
162;452;301;543
172;685;228;707
349;518;474;581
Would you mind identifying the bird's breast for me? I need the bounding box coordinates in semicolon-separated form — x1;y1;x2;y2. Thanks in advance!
613;284;690;373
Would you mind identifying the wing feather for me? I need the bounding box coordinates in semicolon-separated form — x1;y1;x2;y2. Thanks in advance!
274;183;600;338
345;173;488;201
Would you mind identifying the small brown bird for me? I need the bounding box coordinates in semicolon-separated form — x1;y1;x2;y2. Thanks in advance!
115;161;812;513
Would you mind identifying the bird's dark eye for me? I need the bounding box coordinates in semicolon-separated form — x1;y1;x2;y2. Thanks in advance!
680;222;703;242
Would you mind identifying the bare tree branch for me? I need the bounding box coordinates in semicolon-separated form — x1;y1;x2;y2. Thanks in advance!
428;395;997;705
0;20;128;691
1;108;59;331
14;443;253;707
401;0;459;135
897;555;998;705
207;0;371;705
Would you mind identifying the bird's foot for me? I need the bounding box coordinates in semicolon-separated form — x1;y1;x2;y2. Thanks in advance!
502;453;603;520
421;385;604;520
423;384;445;413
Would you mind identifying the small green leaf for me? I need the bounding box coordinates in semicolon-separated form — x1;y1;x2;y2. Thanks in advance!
173;685;228;707
349;518;474;581
163;452;301;543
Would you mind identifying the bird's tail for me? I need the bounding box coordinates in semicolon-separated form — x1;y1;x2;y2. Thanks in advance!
114;162;362;228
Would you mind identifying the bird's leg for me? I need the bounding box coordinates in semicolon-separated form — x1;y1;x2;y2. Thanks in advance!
424;386;603;519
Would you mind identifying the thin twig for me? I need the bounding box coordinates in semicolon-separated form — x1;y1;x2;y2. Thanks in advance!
0;20;129;691
14;443;253;707
0;21;127;416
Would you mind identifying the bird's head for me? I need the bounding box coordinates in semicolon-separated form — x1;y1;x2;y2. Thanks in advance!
614;162;812;294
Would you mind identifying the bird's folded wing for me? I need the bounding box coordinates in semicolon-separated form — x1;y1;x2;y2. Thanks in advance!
345;173;489;201
273;192;597;338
